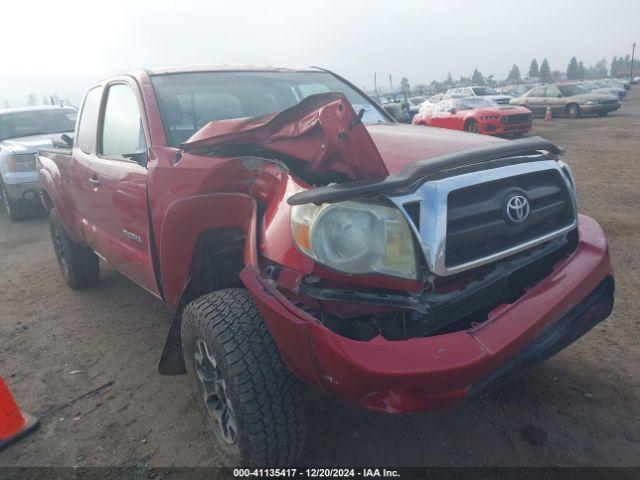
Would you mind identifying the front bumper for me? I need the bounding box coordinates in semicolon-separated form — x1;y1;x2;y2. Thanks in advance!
480;121;532;135
242;214;613;414
2;179;41;204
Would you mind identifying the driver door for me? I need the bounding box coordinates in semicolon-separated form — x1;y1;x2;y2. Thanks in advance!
544;85;564;115
438;101;462;130
521;87;546;115
87;81;159;296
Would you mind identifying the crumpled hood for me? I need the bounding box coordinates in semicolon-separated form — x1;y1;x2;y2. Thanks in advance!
0;133;69;155
183;93;389;180
182;93;504;180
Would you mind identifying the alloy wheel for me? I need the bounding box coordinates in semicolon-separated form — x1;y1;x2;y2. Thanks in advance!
193;338;238;445
51;222;71;279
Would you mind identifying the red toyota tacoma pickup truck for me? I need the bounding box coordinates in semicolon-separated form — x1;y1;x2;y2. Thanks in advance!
37;65;614;466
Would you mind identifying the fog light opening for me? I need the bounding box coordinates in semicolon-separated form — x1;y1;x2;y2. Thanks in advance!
23;190;36;201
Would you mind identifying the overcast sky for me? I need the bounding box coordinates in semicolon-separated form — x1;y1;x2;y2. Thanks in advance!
1;0;638;106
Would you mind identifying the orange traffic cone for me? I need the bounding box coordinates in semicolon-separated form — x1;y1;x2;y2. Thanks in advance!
0;377;38;450
544;106;553;121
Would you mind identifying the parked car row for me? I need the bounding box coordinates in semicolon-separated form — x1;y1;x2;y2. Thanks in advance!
403;78;627;136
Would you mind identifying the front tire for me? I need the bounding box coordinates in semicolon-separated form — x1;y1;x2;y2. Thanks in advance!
49;208;100;288
465;120;480;133
181;288;307;466
566;103;581;119
1;182;25;221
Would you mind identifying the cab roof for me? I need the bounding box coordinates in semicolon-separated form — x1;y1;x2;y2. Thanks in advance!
144;63;318;76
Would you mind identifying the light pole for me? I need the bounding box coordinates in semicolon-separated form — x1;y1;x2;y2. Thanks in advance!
631;42;637;81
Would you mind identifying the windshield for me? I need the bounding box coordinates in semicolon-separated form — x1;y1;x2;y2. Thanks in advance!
0;109;77;142
472;87;498;96
151;71;388;147
558;84;588;96
453;97;497;110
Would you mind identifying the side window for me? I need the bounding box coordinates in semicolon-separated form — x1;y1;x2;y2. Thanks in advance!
546;86;561;97
529;87;546;97
76;87;103;154
101;84;145;158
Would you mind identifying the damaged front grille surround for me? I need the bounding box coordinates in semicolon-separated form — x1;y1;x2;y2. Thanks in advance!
387;159;578;277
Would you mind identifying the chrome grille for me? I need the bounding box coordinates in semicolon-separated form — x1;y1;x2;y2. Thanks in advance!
445;170;574;267
387;160;577;276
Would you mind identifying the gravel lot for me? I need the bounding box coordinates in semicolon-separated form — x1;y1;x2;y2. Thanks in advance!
1;90;639;468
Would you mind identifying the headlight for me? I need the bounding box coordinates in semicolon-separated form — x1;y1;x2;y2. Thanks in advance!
480;115;498;121
6;154;36;172
291;201;417;280
559;161;576;192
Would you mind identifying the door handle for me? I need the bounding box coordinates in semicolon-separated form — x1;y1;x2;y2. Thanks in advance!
88;178;101;188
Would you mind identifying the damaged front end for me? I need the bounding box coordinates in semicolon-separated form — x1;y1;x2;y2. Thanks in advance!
183;93;580;343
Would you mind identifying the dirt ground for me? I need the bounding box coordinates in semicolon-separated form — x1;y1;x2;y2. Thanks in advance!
1;90;639;469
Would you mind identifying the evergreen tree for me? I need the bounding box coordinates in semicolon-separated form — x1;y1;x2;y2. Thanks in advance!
540;59;552;82
507;64;521;82
471;68;484;85
577;61;586;80
610;56;618;77
567;57;579;80
594;59;608;78
528;59;540;79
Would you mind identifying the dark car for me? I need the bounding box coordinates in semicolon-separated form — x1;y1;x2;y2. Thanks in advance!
510;83;621;118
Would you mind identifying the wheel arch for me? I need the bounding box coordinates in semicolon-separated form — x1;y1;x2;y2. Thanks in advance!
157;193;259;375
38;165;85;243
464;117;478;131
565;102;580;116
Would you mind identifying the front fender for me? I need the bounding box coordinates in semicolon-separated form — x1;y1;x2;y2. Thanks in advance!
158;192;258;311
157;192;259;375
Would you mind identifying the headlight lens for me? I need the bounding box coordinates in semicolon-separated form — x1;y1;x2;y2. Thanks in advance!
6;154;36;172
291;201;417;279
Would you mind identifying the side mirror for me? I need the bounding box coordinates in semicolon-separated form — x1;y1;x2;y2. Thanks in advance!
123;151;148;168
60;133;74;148
449;108;457;114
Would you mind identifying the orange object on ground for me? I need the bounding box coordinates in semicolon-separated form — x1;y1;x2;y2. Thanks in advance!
0;377;38;450
545;106;553;121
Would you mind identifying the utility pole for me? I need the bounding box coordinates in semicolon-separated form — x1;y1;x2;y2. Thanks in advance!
389;74;393;93
631;42;637;81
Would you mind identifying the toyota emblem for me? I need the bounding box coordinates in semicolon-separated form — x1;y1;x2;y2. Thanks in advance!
505;194;530;223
